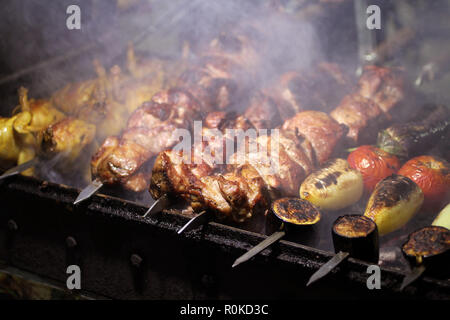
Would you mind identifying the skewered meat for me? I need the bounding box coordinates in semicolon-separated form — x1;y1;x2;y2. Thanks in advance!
90;29;265;191
41;117;96;162
150;149;268;222
150;110;343;221
244;92;282;129
357;65;404;114
0;88;65;175
330;93;387;145
331;65;405;145
0;112;36;175
282;110;345;165
51;61;166;140
265;62;353;120
91;88;202;189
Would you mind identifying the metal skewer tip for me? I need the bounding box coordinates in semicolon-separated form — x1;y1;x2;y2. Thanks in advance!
143;194;170;218
177;211;209;234
73;179;103;205
400;265;426;291
306;251;350;287
0;158;39;181
232;231;286;268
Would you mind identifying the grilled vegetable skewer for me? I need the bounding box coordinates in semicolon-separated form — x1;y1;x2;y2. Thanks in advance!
306;215;379;286
232;198;321;268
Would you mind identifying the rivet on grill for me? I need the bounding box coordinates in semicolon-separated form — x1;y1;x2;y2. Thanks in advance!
7;219;18;231
130;254;143;267
66;236;77;248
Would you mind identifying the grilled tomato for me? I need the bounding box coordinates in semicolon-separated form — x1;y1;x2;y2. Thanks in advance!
347;145;400;192
398;156;450;207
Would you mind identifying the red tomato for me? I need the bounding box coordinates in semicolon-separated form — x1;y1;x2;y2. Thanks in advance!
348;145;400;192
398;155;450;207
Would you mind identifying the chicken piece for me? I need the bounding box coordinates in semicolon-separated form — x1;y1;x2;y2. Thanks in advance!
41;117;96;162
14;87;65;136
0;112;36;174
282;111;344;165
330;93;388;145
51;55;168;140
1;88;65;175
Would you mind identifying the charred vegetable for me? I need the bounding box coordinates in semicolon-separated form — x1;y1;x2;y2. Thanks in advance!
347;145;400;192
377;104;449;159
432;203;450;230
364;174;424;235
398;156;450;209
300;158;363;211
232;198;321;268
402;226;450;278
272;197;321;226
332;215;379;263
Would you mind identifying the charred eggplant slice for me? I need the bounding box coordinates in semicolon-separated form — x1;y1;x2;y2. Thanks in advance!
402;226;450;278
271;197;321;226
332;215;379;263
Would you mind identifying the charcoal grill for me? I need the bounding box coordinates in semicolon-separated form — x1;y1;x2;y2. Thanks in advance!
0;0;449;300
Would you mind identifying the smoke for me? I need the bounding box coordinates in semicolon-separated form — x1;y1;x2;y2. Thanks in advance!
0;0;341;200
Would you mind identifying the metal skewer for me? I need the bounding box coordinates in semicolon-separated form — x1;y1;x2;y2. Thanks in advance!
400;265;426;291
232;230;286;268
306;251;350;287
306;215;379;287
73;179;103;205
143;194;170;217
177;210;211;234
232;198;321;268
0;158;39;181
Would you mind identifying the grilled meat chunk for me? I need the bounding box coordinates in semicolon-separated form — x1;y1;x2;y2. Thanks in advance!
282;111;344;165
91;88;202;190
150;150;268;222
331;65;405;145
266;63;353;119
357;65;404;114
330;93;387;145
41;117;96;162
